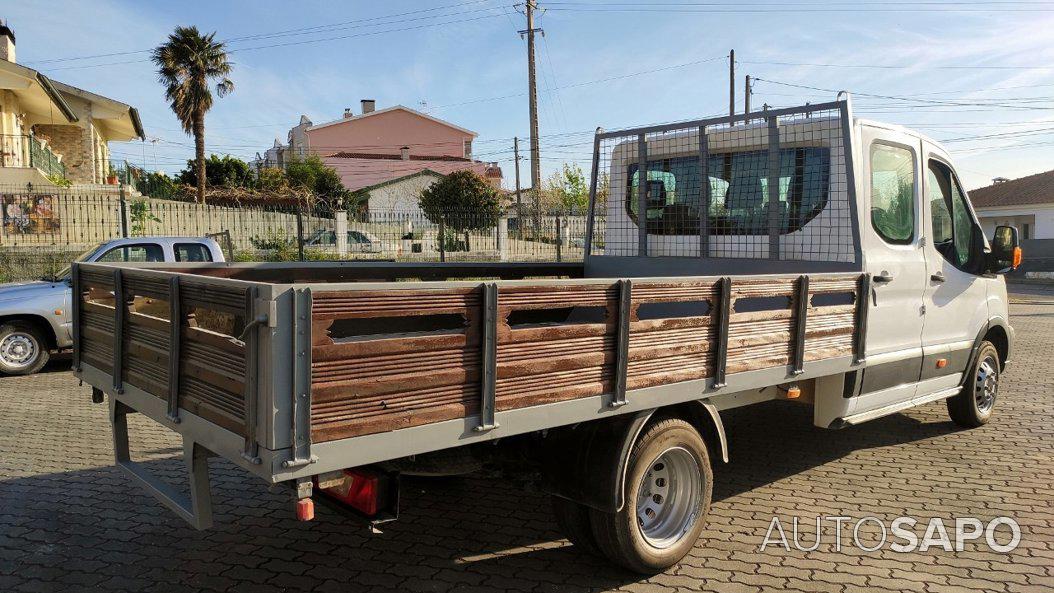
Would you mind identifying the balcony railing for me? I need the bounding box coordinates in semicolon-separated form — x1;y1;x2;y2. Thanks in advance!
0;134;68;180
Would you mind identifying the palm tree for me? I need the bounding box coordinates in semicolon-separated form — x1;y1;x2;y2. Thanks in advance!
152;26;234;203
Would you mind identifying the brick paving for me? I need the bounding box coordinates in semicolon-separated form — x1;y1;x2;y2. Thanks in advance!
1;300;1052;593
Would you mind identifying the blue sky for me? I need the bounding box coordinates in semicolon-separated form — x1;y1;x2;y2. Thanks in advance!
6;0;1054;189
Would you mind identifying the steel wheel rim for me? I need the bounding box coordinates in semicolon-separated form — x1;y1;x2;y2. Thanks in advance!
0;332;38;370
636;446;702;549
975;355;998;414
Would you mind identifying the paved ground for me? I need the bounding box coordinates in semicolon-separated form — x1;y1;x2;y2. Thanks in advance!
1;298;1052;593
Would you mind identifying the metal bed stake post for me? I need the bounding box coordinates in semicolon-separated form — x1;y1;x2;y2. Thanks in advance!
242;286;261;463
71;264;81;373
792;275;810;375
611;278;632;408
854;274;871;364
476;282;500;431
112;268;125;394
283;287;315;468
713;277;732;388
166;275;182;423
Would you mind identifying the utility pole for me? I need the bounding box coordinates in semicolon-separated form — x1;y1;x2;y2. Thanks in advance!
744;74;752;116
520;1;543;234
728;49;735;119
513;136;523;237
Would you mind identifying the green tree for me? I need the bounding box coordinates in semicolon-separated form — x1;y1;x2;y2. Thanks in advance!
152;26;234;203
419;170;501;251
545;162;589;213
177;154;252;187
129;199;162;237
285;154;354;209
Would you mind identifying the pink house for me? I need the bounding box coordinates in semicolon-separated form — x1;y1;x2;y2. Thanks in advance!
305;100;502;195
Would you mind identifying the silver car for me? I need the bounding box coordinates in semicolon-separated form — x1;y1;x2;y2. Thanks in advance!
0;236;224;375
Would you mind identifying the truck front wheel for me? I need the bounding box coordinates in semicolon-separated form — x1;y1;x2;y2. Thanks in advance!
589;418;712;573
947;340;1000;428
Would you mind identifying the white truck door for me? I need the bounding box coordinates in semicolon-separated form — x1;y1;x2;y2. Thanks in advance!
917;146;991;397
852;125;927;414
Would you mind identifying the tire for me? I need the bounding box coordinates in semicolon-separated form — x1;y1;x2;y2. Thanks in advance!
0;321;51;376
551;495;600;556
589;418;712;573
947;340;1000;428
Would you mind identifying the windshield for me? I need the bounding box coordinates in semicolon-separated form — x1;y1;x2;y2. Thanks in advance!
51;243;105;281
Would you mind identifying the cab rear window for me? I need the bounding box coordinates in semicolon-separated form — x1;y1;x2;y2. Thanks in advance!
626;147;830;235
175;243;213;262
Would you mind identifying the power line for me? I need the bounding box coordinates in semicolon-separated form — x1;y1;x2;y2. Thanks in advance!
43;12;508;72
754;78;1054;110
26;1;501;66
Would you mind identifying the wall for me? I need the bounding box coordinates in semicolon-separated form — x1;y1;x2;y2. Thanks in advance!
366;173;440;214
977;204;1054;240
306;108;472;159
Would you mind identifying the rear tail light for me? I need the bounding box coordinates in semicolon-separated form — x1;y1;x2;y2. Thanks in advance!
1012;246;1023;269
314;468;387;517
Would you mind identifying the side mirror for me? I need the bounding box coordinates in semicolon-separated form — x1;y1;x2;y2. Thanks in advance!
987;225;1022;274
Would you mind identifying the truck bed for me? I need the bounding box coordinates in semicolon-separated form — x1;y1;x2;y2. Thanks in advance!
73;260;868;487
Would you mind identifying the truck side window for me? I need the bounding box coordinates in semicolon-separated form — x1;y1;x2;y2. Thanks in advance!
926;160;978;271
96;244;164;263
174;243;213;263
869;143;915;245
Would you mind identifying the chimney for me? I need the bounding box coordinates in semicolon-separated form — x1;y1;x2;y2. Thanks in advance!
343;107;353;119
361;99;376;114
400;146;410;160
0;19;15;63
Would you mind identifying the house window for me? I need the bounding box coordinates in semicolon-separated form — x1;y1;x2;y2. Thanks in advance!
1023;222;1031;240
464;139;472;159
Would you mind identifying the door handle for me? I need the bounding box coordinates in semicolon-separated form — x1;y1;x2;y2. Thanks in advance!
873;272;895;284
930;272;946;283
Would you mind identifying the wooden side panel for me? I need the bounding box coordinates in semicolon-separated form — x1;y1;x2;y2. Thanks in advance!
77;269;249;437
309;273;865;442
310;289;481;441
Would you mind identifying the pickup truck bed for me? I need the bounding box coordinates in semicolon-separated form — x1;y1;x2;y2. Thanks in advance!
73;260;867;491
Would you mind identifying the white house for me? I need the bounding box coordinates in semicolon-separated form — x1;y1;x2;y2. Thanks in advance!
970;170;1054;240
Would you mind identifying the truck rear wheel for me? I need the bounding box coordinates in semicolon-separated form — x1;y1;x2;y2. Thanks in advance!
0;321;50;376
947;340;1000;428
589;418;712;573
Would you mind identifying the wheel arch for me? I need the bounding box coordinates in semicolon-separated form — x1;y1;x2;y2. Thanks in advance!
0;314;58;349
540;401;727;514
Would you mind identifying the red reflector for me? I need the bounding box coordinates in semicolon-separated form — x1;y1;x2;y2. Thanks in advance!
316;469;384;517
296;498;314;521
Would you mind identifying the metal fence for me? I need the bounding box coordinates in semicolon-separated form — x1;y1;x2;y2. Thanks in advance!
0;184;590;282
0;134;68;179
588;101;857;264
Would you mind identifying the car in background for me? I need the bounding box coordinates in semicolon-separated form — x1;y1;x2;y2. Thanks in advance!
303;229;394;254
0;236;225;376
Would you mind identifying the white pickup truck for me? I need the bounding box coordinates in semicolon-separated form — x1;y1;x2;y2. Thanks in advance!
73;98;1021;574
0;236;224;375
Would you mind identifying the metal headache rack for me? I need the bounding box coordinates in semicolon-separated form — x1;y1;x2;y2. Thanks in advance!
585;99;861;277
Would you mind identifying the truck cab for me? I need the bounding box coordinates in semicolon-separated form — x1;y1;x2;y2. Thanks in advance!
0;236;225;375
